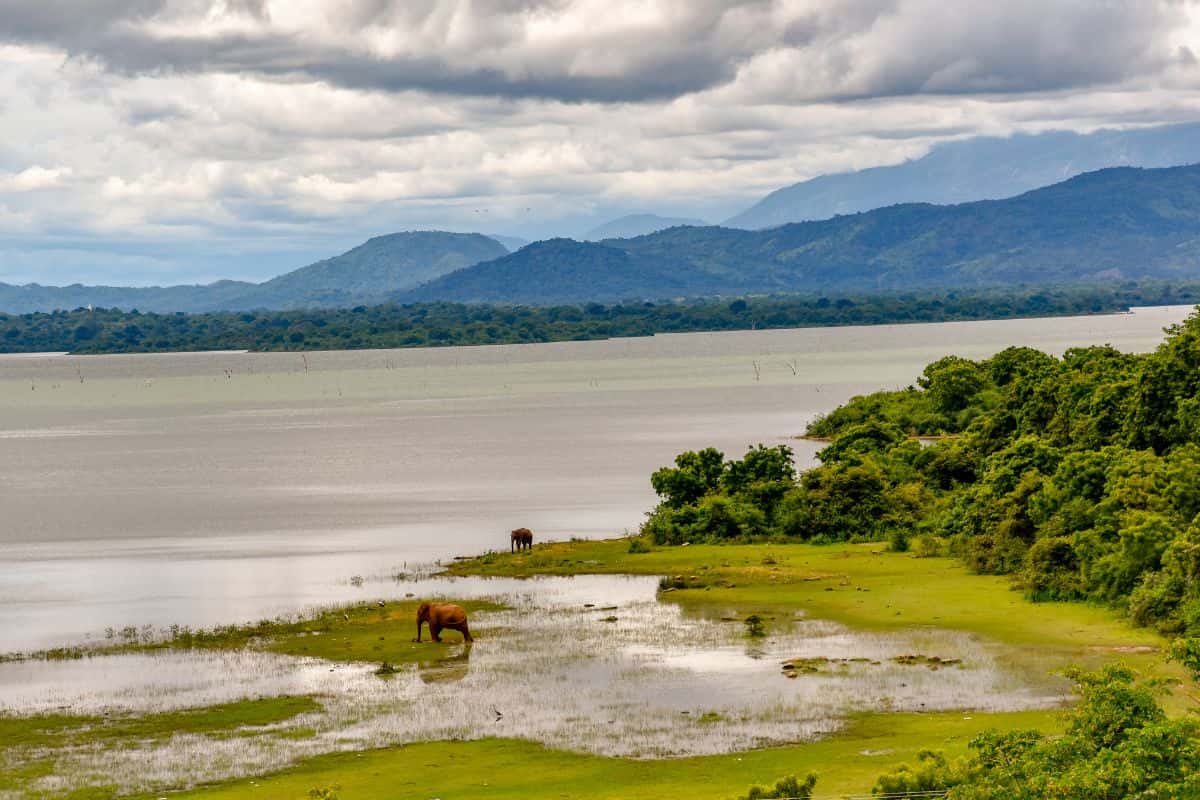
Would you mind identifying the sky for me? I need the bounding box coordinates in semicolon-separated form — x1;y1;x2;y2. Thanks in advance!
0;0;1199;286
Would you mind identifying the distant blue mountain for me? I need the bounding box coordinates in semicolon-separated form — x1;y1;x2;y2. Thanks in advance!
726;122;1200;229
485;234;530;252
584;213;707;241
0;231;507;314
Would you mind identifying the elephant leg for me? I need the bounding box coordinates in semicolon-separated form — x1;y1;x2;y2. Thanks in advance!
431;622;443;642
443;622;473;642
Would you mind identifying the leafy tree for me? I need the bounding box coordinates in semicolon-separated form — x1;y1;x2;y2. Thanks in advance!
650;448;725;508
919;355;987;413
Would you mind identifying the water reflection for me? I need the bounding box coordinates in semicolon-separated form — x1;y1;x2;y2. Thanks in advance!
417;645;472;684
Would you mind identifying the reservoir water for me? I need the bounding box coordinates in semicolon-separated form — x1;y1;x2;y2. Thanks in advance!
0;307;1192;652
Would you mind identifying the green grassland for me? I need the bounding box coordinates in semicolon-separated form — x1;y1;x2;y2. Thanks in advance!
152;712;1058;800
6;539;1191;799
448;539;1165;650
32;598;504;667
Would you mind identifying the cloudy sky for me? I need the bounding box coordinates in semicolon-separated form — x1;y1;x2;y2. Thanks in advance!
1;0;1199;285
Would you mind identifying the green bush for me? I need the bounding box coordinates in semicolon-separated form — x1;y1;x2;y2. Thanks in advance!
627;537;651;554
912;535;947;558
739;773;816;800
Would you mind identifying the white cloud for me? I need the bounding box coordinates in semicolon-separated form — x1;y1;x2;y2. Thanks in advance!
0;1;1197;284
0;165;72;191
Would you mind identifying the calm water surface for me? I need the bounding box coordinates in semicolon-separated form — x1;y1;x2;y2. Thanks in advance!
0;307;1191;651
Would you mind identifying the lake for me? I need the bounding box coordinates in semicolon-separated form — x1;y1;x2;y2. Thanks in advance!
0;306;1192;653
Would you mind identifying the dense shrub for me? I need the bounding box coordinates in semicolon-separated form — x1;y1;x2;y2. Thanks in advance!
645;309;1200;637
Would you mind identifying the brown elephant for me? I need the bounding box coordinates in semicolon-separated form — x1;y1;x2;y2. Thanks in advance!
511;527;533;552
415;602;473;643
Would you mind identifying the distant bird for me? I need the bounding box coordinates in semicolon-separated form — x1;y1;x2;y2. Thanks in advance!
491;706;503;722
342;613;349;621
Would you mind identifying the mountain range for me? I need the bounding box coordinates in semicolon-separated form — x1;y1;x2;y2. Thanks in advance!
400;164;1200;304
726;122;1200;229
5;125;1200;313
0;232;508;314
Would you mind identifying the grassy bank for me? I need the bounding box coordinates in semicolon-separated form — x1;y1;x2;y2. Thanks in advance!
447;539;1163;649
12;598;502;667
149;711;1058;800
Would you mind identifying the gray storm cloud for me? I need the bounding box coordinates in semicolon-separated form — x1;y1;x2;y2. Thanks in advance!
0;0;1197;285
0;0;1192;102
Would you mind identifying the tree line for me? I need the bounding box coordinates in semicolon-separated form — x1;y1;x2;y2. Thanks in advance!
1;281;1197;354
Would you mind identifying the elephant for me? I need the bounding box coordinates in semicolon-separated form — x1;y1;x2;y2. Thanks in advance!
415;602;473;643
511;527;534;552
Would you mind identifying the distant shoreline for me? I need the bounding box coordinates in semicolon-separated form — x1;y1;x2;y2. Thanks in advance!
1;283;1196;357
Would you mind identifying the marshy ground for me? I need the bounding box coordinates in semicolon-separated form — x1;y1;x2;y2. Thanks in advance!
0;541;1189;799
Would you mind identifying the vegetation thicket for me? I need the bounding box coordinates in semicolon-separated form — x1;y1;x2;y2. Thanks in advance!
1;281;1197;354
865;664;1200;799
633;309;1200;798
642;309;1200;644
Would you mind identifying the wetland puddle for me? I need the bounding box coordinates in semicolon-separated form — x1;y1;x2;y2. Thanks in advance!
0;575;1068;797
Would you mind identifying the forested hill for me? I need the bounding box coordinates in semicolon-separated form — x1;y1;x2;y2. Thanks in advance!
218;231;507;311
399;164;1200;304
399;239;712;304
0;231;509;314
